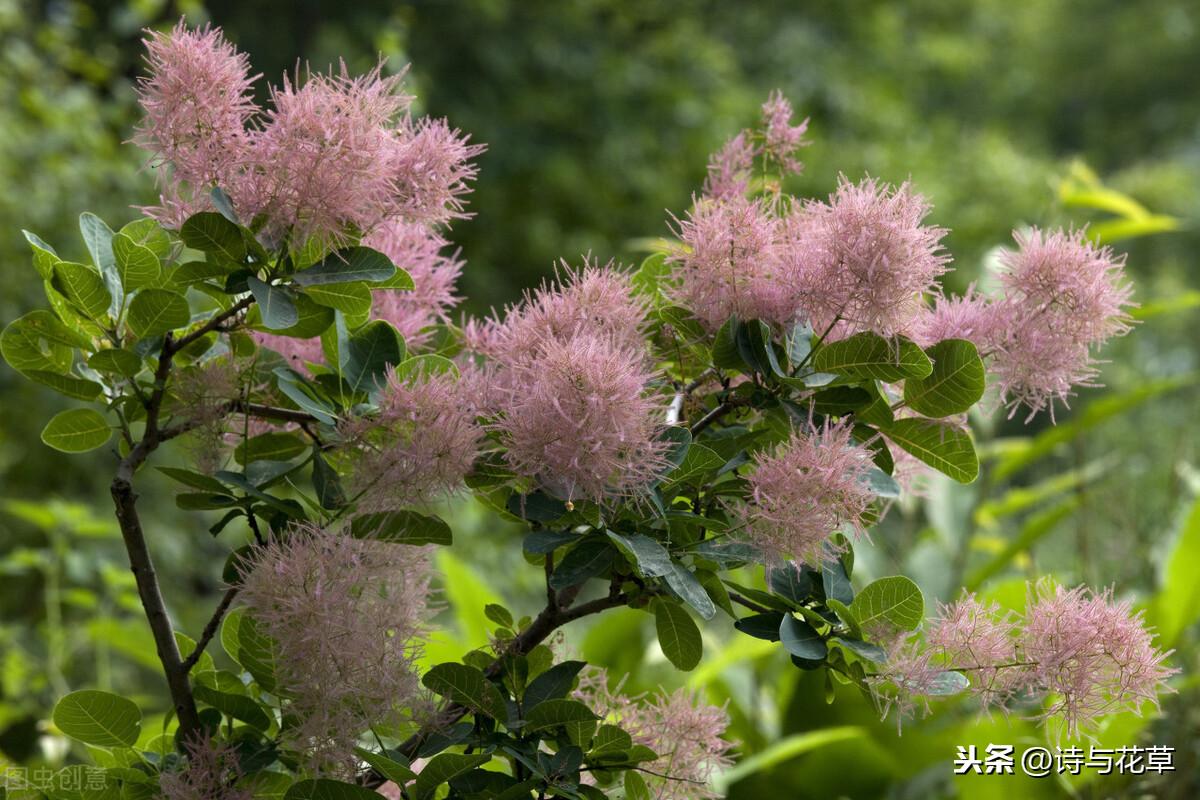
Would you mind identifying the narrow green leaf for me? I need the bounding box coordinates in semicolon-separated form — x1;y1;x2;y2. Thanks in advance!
235;432;308;465
79;213;122;317
606;531;672;578
663;563;717;620
350;510;452;546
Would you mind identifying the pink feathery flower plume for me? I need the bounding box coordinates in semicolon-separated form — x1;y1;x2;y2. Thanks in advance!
236;523;435;774
912;286;1003;350
703;131;755;201
238;63;411;246
874;581;1175;736
740;418;876;566
159;735;253;800
492;333;668;504
340;366;481;512
759;90;810;176
574;668;734;800
365;220;464;346
133;21;260;226
788;176;950;340
1021;581;1175;737
987;228;1135;421
389;117;484;227
476;258;650;364
668;196;792;331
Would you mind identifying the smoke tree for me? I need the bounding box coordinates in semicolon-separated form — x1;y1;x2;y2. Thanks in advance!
0;22;1175;800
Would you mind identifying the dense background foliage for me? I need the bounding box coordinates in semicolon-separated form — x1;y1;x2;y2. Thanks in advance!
1;1;1198;797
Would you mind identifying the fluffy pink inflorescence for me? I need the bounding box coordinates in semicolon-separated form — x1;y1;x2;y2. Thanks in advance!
159;735;252;800
1021;581;1175;737
239;65;411;245
740;419;876;565
912;286;1003;350
340;366;481;512
134;23;483;249
924;594;1025;708
492;333;668;503
703;131;755;201
667;196;792;331
759;90;809;175
365;219;464;345
478;259;649;363
875;582;1175;736
134;22;260;225
574;669;734;800
788;176;950;339
236;523;434;774
987;228;1135;421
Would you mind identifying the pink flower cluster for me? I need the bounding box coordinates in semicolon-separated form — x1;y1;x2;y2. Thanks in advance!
740;419;876;565
873;583;1176;737
159;736;252;800
135;22;481;244
669;175;949;337
470;262;669;503
574;668;734;800
702;91;809;200
235;523;434;773
137;23;482;366
339;366;482;512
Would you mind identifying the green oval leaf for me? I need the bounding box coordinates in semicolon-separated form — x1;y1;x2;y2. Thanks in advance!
811;332;932;381
903;339;986;417
653;599;702;670
52;690;141;747
284;779;384;800
344;320;405;393
112;233;162;291
249;277;299;330
128;289;191;338
849;575;924;631
87;348;142;377
41;409;111;453
883;418;979;483
523;698;600;731
779;614;827;660
413;754;491;800
293;246;398;286
180;212;246;263
54;262;112;321
422;662;507;719
350;510;452;546
304;282;373;316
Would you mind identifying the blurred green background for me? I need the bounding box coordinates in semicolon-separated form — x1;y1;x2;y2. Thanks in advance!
2;0;1199;797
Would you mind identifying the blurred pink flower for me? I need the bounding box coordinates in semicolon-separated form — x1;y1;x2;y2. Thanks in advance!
740;419;875;565
366;220;464;346
988;228;1135;420
159;735;252;800
575;668;733;800
703;131;755;201
759;90;809;175
1022;581;1175;737
236;523;435;774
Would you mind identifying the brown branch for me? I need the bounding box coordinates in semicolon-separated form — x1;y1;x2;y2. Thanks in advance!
167;296;253;355
181;586;239;673
689;400;736;436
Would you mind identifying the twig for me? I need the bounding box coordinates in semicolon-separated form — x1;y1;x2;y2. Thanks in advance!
729;592;773;615
167;296;253;355
181;587;239;672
